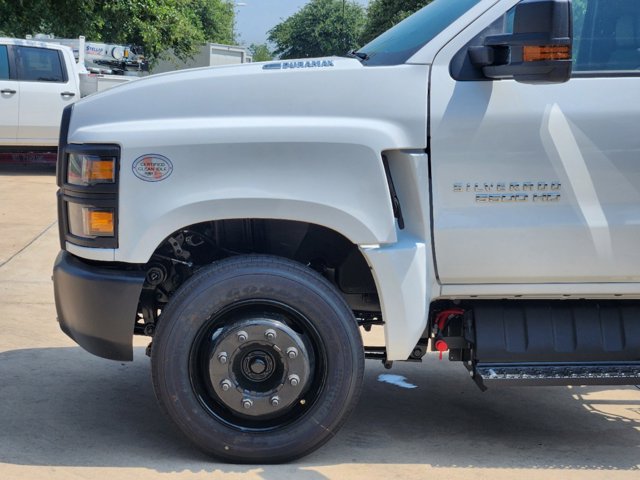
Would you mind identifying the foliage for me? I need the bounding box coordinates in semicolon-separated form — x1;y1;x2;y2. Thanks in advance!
360;0;432;45
248;43;273;62
268;0;366;59
0;0;234;64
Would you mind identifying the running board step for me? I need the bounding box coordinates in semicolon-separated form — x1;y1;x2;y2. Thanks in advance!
476;364;640;386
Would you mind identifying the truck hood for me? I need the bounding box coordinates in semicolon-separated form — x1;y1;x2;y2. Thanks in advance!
68;57;429;151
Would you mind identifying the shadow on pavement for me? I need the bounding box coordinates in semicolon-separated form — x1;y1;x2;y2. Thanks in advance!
0;346;638;475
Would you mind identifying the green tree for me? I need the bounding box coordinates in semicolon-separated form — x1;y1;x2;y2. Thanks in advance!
248;43;273;62
361;0;431;45
0;0;234;65
268;0;366;59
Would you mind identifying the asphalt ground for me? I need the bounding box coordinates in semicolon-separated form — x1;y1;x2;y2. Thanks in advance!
1;167;639;479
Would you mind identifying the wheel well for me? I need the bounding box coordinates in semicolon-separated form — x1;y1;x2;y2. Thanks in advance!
137;219;381;334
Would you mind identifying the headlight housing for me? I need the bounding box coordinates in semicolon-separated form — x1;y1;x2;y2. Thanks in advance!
56;112;120;249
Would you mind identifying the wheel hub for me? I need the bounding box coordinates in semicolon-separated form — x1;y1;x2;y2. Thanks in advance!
208;317;311;417
249;357;266;374
242;351;274;381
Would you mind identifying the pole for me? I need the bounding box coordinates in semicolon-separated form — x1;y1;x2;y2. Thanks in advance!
233;2;247;45
78;36;85;66
342;0;346;53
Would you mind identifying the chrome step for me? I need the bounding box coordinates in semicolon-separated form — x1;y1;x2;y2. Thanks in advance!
476;363;640;386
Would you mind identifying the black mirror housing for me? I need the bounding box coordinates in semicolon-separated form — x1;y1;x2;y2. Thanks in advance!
478;0;573;84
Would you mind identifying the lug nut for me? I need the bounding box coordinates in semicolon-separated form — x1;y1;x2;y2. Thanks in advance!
270;396;280;407
242;398;253;409
288;374;300;387
265;329;277;340
217;352;228;364
237;331;248;343
220;379;232;391
286;347;298;359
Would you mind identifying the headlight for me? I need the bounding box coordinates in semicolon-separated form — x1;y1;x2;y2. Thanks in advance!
67;153;116;186
57;143;120;249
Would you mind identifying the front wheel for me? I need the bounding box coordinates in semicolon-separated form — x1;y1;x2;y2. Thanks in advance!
151;255;364;463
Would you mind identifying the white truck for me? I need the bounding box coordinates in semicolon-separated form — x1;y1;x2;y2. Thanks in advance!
52;0;640;463
0;37;138;150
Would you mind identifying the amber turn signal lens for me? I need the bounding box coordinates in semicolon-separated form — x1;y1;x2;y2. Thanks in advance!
523;45;571;62
87;159;116;183
84;209;115;236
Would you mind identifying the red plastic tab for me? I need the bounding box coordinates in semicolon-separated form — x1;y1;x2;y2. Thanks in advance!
435;340;448;361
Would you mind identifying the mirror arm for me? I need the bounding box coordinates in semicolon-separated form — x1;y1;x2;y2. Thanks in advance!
468;46;495;67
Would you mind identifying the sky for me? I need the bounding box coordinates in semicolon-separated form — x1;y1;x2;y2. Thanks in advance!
235;0;370;46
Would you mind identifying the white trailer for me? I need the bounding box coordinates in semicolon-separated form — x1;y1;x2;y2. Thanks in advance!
152;43;251;74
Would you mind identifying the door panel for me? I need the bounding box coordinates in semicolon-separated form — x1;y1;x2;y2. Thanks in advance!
0;45;19;142
430;0;640;284
16;46;75;145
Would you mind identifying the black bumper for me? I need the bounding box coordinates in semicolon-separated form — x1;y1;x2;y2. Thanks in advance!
53;251;146;361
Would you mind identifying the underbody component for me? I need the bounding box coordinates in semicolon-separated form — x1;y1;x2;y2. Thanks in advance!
470;301;640;387
430;308;472;362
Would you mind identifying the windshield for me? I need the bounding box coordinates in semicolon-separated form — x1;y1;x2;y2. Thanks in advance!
358;0;482;66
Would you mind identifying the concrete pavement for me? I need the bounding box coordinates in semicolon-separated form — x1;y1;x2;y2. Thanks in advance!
0;168;639;479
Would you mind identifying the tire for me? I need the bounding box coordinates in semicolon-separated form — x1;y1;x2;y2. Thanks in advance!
151;255;364;463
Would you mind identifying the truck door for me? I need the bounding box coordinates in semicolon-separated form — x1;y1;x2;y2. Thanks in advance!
15;46;76;145
0;45;19;142
429;0;640;285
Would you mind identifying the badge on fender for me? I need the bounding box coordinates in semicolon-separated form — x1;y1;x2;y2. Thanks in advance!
132;154;173;182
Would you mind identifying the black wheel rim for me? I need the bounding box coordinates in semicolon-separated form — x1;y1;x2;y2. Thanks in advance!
188;299;328;432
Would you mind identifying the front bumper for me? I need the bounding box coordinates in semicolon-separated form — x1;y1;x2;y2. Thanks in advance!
53;251;145;361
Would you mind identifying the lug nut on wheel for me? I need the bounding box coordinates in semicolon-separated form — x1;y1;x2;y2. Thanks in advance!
288;374;300;387
220;379;232;391
242;398;253;409
264;329;277;340
218;352;228;364
237;331;248;343
286;347;298;359
270;396;280;407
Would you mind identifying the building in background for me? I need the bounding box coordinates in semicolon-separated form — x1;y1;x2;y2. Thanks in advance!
153;43;252;74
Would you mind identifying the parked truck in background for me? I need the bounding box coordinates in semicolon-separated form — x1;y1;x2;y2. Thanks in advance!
53;0;640;463
0;36;144;163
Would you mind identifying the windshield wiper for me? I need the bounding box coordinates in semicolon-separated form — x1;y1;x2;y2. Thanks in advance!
346;49;369;62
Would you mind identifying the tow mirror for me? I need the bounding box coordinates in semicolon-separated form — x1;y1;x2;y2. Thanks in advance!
470;0;572;84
